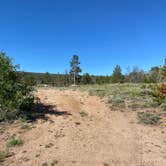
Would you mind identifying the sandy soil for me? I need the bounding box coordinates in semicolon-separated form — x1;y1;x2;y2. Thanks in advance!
0;89;166;166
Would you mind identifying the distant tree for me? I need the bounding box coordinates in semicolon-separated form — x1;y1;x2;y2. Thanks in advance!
44;72;52;84
161;59;166;81
111;65;124;83
81;73;92;84
70;55;82;85
148;66;160;83
19;72;36;86
63;70;70;86
157;59;166;97
127;67;145;83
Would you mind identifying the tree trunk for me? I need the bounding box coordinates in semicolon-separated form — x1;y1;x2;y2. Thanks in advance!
74;72;76;85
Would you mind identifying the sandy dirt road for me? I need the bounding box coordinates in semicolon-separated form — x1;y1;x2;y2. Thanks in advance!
1;89;166;166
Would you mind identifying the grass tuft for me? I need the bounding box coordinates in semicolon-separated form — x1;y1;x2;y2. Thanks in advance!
137;112;161;125
7;135;24;147
79;111;88;117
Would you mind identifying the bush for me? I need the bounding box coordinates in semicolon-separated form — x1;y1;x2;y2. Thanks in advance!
0;149;13;163
108;95;125;108
160;103;166;111
0;150;8;162
137;112;161;125
79;111;88;117
0;52;34;121
7;135;24;147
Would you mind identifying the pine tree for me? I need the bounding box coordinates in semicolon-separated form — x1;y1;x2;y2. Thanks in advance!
70;55;82;85
111;65;124;83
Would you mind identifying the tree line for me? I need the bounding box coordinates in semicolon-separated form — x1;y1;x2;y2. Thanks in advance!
20;55;163;86
0;52;165;121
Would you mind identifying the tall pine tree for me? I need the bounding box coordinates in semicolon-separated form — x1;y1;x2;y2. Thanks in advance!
70;55;82;85
111;65;124;83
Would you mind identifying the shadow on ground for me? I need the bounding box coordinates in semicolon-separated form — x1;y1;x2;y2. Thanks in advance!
20;103;71;122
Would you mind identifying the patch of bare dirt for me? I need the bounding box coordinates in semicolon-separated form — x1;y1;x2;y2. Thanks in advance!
0;89;166;166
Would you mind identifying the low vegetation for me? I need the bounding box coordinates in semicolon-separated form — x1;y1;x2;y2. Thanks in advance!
7;135;24;147
77;83;166;125
79;111;88;117
137;112;161;125
20;123;30;130
0;150;10;163
79;83;166;110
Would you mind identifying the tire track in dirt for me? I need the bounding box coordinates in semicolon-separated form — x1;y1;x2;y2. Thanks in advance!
1;89;166;166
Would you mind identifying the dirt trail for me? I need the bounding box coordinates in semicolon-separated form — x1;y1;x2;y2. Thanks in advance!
1;89;166;166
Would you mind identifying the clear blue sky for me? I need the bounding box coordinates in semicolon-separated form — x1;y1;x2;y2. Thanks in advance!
0;0;165;75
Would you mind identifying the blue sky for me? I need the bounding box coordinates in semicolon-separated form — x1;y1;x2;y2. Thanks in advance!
0;0;165;75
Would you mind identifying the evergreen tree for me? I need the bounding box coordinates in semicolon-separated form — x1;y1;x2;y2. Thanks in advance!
148;66;160;83
81;73;92;84
111;65;124;83
44;72;52;84
70;55;82;85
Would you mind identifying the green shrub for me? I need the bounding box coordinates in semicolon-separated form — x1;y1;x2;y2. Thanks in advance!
128;103;140;110
153;97;165;106
51;160;59;166
0;149;14;162
140;89;152;96
108;95;125;108
0;52;34;121
160;103;166;111
79;111;88;117
0;150;9;162
20;123;30;130
137;112;161;125
42;162;48;166
7;135;24;147
0;126;5;134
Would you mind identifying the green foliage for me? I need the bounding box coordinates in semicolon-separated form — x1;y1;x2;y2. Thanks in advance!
79;111;88;117
111;65;124;83
20;123;30;130
126;67;146;83
79;83;166;111
108;95;125;108
51;160;59;166
0;150;11;163
7;135;24;147
18;72;36;86
15;65;162;86
42;162;48;166
44;72;52;84
137;112;161;125
81;73;92;84
128;103;140;110
148;67;160;83
0;126;5;134
70;55;82;85
0;52;34;121
157;62;166;98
